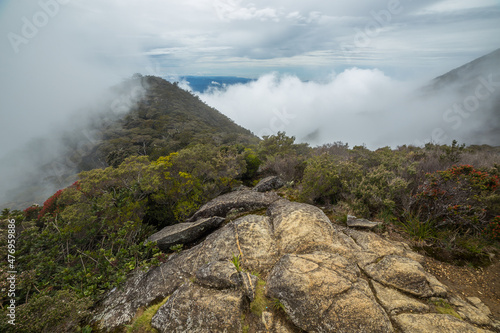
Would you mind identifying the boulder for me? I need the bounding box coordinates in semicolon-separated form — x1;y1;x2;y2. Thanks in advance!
93;251;193;330
345;228;424;263
232;214;279;274
467;297;492;316
253;176;285;192
448;295;492;326
347;215;382;230
268;200;337;254
147;217;225;251
188;190;280;221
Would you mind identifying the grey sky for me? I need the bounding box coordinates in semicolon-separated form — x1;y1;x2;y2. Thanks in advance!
0;0;499;154
2;0;499;78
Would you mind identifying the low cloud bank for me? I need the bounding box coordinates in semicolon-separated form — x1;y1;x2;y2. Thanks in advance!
198;69;499;149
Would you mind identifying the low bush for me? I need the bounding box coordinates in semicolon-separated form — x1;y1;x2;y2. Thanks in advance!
299;154;362;205
412;165;499;234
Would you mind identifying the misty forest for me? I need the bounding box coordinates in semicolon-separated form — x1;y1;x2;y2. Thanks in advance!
1;1;500;332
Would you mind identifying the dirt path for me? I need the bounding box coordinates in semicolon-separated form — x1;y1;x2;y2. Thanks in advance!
424;256;500;320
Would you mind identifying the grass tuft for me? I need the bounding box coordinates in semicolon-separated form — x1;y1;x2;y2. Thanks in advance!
250;279;270;317
126;297;169;333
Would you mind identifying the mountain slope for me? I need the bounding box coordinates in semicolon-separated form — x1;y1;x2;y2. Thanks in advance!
421;48;500;145
85;75;258;168
430;48;500;92
0;75;259;209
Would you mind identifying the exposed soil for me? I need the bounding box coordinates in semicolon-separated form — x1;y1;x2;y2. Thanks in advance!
424;256;500;320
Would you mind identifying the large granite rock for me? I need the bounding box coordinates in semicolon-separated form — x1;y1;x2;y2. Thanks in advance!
93;196;497;332
268;200;337;254
195;260;241;289
371;280;430;315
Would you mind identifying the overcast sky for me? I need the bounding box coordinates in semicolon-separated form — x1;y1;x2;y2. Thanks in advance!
0;0;499;154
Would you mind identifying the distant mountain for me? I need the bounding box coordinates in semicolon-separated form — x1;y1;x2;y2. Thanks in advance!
422;48;500;145
180;76;254;93
0;75;258;209
429;48;500;93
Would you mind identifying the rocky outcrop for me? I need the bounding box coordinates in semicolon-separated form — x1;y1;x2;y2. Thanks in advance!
371;280;430;315
147;217;225;251
93;192;497;332
363;255;447;298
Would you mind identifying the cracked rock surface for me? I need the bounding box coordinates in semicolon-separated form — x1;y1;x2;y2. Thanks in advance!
93;190;497;332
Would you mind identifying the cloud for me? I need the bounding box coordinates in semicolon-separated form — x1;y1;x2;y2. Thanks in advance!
213;0;280;22
197;68;499;149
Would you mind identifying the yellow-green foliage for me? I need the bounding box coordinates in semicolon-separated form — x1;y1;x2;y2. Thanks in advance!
257;131;306;160
230;253;242;272
152;144;247;222
126;297;169;333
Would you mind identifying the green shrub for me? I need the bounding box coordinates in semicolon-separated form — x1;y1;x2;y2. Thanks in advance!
299;154;362;205
257;132;309;161
0;290;92;333
352;165;409;217
241;148;261;181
